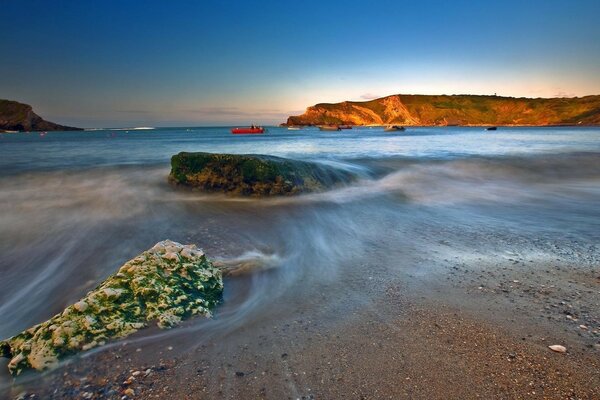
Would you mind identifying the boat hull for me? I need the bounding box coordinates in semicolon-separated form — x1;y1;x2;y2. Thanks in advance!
231;128;265;134
318;126;341;131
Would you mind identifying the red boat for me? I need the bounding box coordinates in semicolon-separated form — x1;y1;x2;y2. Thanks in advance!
231;126;265;134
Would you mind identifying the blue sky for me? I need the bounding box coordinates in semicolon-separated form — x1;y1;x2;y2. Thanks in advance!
1;0;599;127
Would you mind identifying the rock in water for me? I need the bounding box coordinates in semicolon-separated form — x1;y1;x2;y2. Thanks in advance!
0;240;223;376
169;152;354;196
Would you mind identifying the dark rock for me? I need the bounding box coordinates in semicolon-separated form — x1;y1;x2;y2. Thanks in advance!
169;152;355;196
0;99;82;132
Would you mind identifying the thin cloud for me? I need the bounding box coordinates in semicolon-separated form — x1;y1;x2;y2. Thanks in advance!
554;91;576;98
115;110;153;114
182;107;290;118
360;93;381;100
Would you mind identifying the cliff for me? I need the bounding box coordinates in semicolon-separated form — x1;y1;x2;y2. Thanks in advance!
286;94;600;126
0;99;82;131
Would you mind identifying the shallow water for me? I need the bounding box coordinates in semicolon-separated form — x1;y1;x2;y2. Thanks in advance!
1;126;599;387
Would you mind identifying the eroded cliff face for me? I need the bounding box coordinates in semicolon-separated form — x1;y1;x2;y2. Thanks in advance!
0;99;82;131
286;94;600;126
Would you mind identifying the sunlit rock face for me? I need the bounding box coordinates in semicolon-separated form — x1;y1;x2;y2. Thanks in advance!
285;94;600;126
169;152;355;196
0;240;223;376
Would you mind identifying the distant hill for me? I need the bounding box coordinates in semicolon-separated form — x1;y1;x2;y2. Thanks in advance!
285;94;600;126
0;99;82;132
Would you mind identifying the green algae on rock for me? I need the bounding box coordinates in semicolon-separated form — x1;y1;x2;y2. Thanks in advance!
0;240;223;376
169;152;355;196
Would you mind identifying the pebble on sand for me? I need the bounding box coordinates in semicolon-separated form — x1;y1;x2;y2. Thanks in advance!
548;344;567;353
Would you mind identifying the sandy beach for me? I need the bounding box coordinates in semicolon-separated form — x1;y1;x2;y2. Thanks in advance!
2;162;598;398
5;252;599;399
1;129;599;400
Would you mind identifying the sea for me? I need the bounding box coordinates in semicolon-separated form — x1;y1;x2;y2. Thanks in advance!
1;126;599;386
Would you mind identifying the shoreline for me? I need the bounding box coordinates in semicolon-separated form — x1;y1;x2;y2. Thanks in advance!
0;131;598;399
3;224;598;399
3;124;600;134
281;123;600;128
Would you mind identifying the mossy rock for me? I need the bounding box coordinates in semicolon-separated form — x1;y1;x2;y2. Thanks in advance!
169;152;354;196
0;240;223;376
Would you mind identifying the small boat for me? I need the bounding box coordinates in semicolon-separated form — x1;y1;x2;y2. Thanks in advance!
485;126;497;131
338;125;353;130
287;126;301;130
384;125;406;132
231;126;265;134
318;125;341;131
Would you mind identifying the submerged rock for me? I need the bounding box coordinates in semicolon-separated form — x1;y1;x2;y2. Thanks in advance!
169;152;354;196
0;240;223;376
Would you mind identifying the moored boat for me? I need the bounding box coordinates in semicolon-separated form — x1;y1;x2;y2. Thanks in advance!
338;125;353;129
231;126;265;134
318;125;341;131
384;125;405;132
287;126;301;130
485;126;497;131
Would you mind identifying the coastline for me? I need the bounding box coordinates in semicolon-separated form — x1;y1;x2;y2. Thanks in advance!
3;124;599;134
285;94;600;127
281;123;600;128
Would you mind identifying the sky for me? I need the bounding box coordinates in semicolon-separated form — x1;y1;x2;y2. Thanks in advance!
1;0;599;127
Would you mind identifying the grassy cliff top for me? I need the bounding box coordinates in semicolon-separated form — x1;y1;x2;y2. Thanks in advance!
0;99;33;120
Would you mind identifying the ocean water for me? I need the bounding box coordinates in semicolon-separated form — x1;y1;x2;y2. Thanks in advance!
1;126;599;385
1;126;599;173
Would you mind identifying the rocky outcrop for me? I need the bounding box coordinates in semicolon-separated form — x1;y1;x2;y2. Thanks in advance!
285;94;600;126
0;99;82;132
169;152;354;196
0;240;223;376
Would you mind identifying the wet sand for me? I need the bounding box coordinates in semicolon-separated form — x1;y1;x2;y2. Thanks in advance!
3;241;599;400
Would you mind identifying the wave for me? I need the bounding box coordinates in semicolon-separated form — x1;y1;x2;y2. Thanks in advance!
212;249;282;276
84;127;156;131
181;152;600;207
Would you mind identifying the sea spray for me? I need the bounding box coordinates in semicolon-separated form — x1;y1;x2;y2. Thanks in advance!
0;240;222;376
